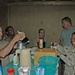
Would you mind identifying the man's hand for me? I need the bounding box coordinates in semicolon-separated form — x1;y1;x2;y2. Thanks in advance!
56;50;61;56
54;42;58;46
14;32;25;42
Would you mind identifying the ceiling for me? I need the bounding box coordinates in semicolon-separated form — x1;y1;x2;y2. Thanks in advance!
1;0;75;6
2;0;74;3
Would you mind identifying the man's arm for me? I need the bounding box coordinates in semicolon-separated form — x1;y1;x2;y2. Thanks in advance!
0;32;25;57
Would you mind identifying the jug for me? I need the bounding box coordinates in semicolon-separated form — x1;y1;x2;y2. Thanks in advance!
16;48;31;68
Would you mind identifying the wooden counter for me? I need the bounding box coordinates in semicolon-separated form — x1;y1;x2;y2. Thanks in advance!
34;48;57;65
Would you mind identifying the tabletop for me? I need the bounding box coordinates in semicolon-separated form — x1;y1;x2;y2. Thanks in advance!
3;58;36;75
3;58;59;75
3;49;59;75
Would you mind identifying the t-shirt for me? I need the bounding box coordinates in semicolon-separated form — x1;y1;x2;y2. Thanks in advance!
3;34;12;42
0;40;9;67
60;27;75;47
0;40;9;50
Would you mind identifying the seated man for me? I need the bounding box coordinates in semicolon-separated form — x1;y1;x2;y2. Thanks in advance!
3;26;15;42
4;26;29;49
34;28;46;48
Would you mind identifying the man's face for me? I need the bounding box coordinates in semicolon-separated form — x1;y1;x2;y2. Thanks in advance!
0;27;3;40
62;20;71;29
71;34;75;47
39;30;45;38
7;27;15;36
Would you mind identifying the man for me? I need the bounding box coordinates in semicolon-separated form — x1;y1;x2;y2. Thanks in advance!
55;32;75;75
59;17;75;47
59;17;75;75
34;28;46;48
0;27;25;57
4;26;29;49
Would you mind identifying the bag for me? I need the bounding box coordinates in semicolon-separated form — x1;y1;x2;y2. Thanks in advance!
38;56;60;75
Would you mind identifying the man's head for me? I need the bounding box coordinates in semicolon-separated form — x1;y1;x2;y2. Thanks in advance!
38;28;45;38
62;17;72;29
0;27;3;40
71;32;75;47
5;26;15;38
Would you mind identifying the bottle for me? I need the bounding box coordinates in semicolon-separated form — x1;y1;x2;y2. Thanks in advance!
36;66;44;75
38;38;43;49
18;41;22;49
7;68;14;75
0;60;2;75
13;54;18;66
18;31;23;49
43;41;46;48
50;42;54;49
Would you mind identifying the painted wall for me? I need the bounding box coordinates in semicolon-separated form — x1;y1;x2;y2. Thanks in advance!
0;2;8;31
8;5;75;47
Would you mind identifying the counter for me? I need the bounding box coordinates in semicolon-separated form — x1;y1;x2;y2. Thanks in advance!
3;58;59;75
34;48;57;64
3;48;59;75
3;59;36;75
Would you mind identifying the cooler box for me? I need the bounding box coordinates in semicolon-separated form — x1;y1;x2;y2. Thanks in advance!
0;55;10;67
34;48;57;65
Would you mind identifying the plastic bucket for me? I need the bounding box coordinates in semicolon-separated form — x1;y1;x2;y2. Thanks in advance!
38;56;60;75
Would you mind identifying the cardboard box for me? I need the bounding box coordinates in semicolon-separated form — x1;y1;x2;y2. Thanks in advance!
0;55;10;67
34;48;57;65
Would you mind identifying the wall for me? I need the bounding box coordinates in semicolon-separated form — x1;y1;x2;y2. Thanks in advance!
8;4;75;47
0;2;8;31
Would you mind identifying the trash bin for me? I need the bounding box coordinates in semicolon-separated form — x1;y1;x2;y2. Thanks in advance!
38;56;60;75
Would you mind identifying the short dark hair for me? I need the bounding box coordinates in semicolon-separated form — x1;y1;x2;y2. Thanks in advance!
62;17;72;25
72;32;75;36
5;26;14;32
38;28;45;33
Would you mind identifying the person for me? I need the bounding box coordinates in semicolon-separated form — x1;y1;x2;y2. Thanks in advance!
55;32;75;75
0;26;25;58
34;28;46;48
3;26;15;42
59;17;75;47
4;26;29;49
59;17;75;75
3;26;17;54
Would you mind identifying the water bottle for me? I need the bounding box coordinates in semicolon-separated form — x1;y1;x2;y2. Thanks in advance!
18;41;22;49
0;60;3;75
13;54;18;66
